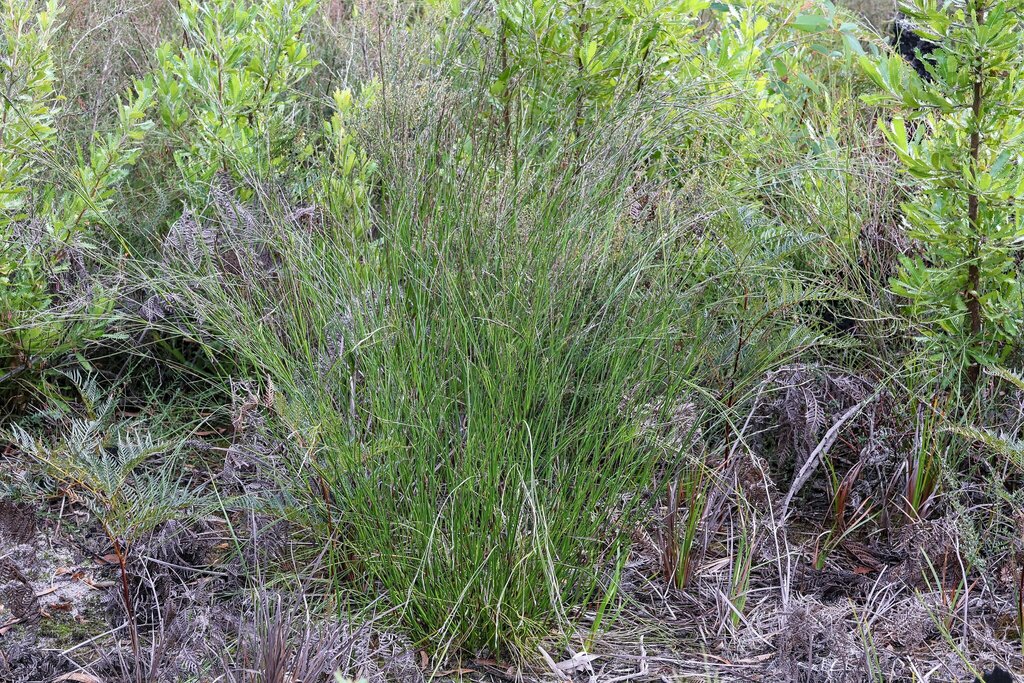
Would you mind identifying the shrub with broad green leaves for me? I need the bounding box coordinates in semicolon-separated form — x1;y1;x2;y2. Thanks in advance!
862;0;1024;390
152;0;319;197
152;0;376;234
1;0;153;396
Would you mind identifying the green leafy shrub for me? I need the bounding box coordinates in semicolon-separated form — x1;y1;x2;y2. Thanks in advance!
862;0;1024;389
152;0;376;237
478;0;707;132
318;86;378;234
1;0;153;402
152;0;319;198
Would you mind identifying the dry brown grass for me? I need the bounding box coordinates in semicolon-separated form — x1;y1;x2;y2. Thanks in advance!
840;0;895;30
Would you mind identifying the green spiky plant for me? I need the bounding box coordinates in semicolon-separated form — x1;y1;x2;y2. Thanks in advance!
861;0;1024;393
8;372;200;681
151;76;830;659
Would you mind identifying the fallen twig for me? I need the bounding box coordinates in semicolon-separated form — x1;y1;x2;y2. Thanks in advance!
605;637;648;683
538;645;571;681
778;393;877;522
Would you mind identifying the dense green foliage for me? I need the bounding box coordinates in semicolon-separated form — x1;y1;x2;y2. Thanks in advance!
1;0;151;393
863;0;1024;391
3;0;1024;675
152;0;317;195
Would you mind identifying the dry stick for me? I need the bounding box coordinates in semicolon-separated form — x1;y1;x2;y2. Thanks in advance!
605;638;648;683
777;394;878;523
538;645;571;682
726;380;770;463
0;618;22;634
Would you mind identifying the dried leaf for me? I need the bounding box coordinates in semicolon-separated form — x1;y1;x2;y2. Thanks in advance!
554;652;600;672
53;673;104;683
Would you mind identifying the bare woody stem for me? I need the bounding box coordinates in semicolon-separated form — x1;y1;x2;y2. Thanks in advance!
965;0;986;390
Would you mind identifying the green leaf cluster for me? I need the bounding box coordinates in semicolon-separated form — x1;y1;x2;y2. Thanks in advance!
861;0;1024;382
1;0;153;375
152;0;319;197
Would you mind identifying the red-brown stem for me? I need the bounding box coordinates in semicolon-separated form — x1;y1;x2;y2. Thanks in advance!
965;0;986;390
106;526;142;683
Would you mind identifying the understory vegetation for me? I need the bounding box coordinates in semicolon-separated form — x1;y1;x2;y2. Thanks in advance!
2;0;1024;680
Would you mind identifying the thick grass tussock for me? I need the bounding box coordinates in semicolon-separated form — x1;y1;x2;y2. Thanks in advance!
157;90;813;656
